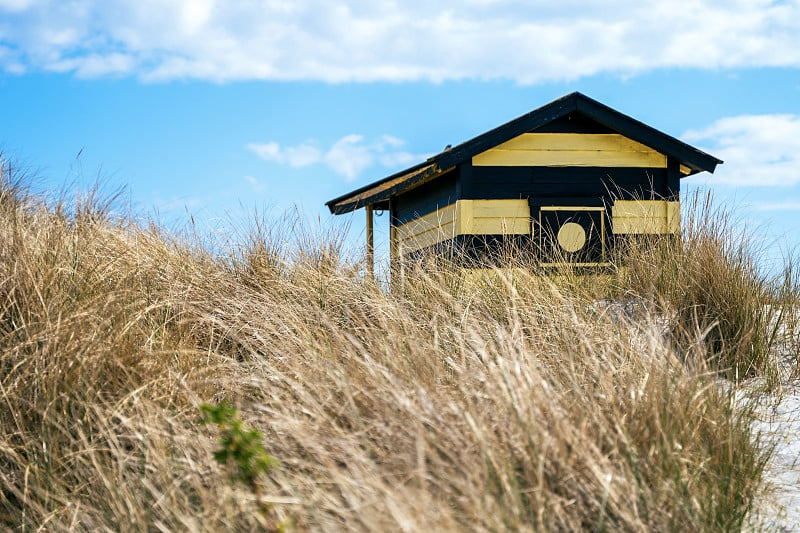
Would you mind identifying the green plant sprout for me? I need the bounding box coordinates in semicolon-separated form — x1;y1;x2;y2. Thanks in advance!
200;401;291;531
199;401;279;492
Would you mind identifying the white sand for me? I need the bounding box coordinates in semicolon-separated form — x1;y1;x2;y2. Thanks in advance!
749;383;800;532
597;299;800;529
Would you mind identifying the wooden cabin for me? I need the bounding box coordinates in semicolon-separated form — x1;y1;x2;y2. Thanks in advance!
325;92;722;274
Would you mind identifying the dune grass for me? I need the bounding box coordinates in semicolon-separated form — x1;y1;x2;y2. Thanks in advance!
610;191;797;385
0;166;794;531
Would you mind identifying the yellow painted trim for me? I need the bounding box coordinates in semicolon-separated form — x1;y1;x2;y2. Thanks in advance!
667;202;680;233
487;133;653;151
397;199;531;253
468;219;529;234
389;217;398;264
679;164;692;175
470;201;529;218
611;200;680;235
472;133;667;168
366;204;374;279
460;199;530;235
456;199;473;235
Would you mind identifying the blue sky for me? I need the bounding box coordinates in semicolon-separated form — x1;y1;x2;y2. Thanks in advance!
1;0;799;270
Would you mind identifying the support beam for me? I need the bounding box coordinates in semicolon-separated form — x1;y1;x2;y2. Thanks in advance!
365;203;374;280
389;197;398;288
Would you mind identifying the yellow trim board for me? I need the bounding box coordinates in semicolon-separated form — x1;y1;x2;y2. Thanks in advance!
472;133;667;168
611;200;680;234
459;199;530;235
397;199;531;253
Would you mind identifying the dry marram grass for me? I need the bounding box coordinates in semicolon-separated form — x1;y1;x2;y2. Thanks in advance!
0;167;792;531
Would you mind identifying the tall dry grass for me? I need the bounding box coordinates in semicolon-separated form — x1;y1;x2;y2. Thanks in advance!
612;191;797;384
0;166;786;531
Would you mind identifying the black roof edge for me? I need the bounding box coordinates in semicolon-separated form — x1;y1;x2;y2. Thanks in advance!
325;159;433;213
326;92;723;214
328;163;443;215
435;92;580;171
572;93;723;173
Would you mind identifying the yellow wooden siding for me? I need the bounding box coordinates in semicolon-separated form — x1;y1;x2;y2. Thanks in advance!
472;133;667;168
460;199;530;235
397;199;530;253
611;200;680;235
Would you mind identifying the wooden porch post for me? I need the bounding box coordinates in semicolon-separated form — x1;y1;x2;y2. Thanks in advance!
389;198;398;287
365;203;374;280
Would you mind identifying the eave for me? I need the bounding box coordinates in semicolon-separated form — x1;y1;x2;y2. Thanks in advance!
327;162;444;215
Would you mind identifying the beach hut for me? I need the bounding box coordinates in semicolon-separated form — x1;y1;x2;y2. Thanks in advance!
325;92;722;274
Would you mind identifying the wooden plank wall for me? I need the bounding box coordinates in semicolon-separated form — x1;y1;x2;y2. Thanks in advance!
396;199;680;256
393;171;458;225
472;133;668;168
395;129;683;257
611;200;680;234
463;166;670;204
396;203;459;253
397;200;530;253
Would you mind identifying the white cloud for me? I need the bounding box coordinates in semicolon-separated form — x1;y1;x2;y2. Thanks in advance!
380;135;406;148
284;144;323;168
248;134;426;181
48;52;136;77
247;142;282;162
683;114;800;187
323;134;373;181
0;0;799;83
0;0;34;12
247;141;322;168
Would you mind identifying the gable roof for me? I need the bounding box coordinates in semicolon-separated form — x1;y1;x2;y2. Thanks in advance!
326;92;723;215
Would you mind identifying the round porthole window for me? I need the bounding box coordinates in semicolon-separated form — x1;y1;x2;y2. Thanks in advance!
557;222;586;253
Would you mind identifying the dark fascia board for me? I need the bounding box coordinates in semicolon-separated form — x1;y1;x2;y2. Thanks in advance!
572;95;723;174
327;163;442;215
326;92;723;214
434;92;579;171
325;159;430;214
